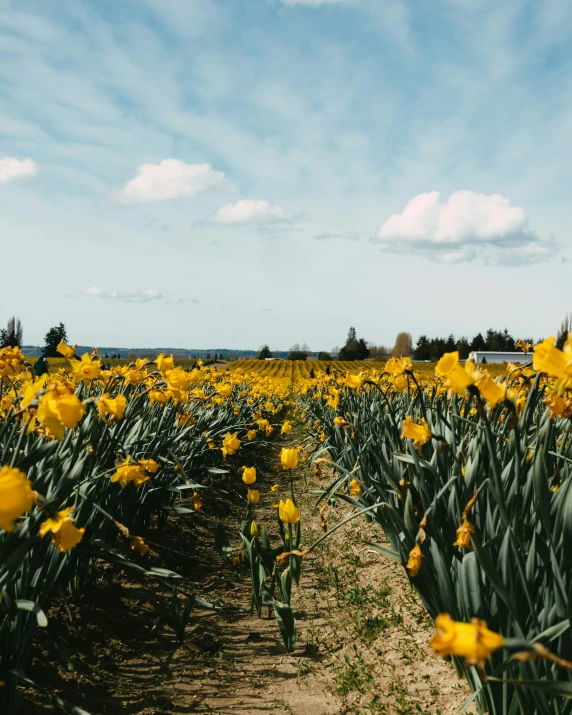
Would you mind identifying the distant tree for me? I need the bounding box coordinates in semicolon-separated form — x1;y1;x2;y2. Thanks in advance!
1;316;23;348
414;335;431;360
429;337;446;361
339;327;369;360
444;334;456;353
556;314;571;350
368;344;391;360
317;351;332;360
288;343;308;360
258;345;272;360
470;333;487;352
44;323;68;357
455;337;470;360
391;332;413;358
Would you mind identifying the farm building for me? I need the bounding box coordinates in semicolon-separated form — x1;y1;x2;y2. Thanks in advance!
468;350;531;364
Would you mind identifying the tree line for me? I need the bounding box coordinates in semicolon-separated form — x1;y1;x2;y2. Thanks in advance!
257;314;571;362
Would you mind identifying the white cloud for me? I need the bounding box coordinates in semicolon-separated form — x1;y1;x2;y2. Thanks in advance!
0;157;37;184
208;199;294;225
114;159;233;204
375;190;559;265
81;287;163;303
278;0;355;6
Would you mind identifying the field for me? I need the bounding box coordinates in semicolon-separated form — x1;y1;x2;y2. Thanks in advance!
2;343;572;714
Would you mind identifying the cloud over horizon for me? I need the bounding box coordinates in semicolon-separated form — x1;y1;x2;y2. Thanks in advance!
81;287;163;303
278;0;355;6
0;157;37;184
208;199;294;225
114;160;234;204
374;191;559;266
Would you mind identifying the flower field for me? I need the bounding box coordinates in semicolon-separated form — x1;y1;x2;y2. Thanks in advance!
2;340;572;713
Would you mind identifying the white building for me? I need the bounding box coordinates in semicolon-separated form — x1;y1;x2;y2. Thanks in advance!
468;351;531;365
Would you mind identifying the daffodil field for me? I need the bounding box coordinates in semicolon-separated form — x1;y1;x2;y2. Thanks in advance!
2;338;572;714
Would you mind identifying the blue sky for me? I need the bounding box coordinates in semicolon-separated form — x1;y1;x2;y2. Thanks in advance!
1;0;571;350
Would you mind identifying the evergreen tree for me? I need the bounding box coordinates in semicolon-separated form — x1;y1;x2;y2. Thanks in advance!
470;333;487;352
1;316;23;348
456;337;470;359
414;335;431;360
44;323;68;357
258;345;272;359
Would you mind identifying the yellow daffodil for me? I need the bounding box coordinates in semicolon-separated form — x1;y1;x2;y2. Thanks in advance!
453;519;475;550
131;536;149;555
430;614;505;667
281;420;292;435
39;507;85;552
250;520;259;538
270;484;279;492
406;544;423;576
333;416;345;427
57;341;77;359
349;478;362;497
0;465;36;532
155;353;174;372
221;432;241;458
193;491;203;510
247;429;257;440
401;417;432;448
97;393;127;422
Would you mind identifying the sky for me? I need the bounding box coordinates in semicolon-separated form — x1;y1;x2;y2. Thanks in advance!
1;0;571;351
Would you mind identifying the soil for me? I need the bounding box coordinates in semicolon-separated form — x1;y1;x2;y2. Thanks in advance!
12;430;472;715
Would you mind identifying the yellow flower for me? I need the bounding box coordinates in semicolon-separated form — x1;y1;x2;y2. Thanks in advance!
149;390;170;405
281;420;292;435
221;432;241;457
39;508;85;552
193;491;203;510
515;339;532;354
435;352;476;395
319;431;326;442
344;372;365;389
73;353;101;384
406;544;423;576
453;519;475;550
0;465;36;532
533;337;570;380
138;459;158;474
333;416;345;427
242;466;257;484
278;498;300;524
270;484;279;492
131;536;149;555
349;478;362;497
401;417;432;448
110;457;151;488
430;614;505;667
57;341;77;359
280;447;299;470
250;520;259;538
475;374;506;409
545;391;572;419
247;429;257;440
393;374;408;392
155;353;174;372
247;489;260;504
97;393;127;422
37;391;84;441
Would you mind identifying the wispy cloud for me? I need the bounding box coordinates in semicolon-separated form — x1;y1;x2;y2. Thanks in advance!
374;191;559;266
208;199;294;225
312;231;362;241
114;159;234;204
0;157;37;184
278;0;356;6
166;297;203;305
81;287;163;303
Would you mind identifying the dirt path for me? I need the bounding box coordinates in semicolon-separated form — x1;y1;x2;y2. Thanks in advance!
14;431;472;715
